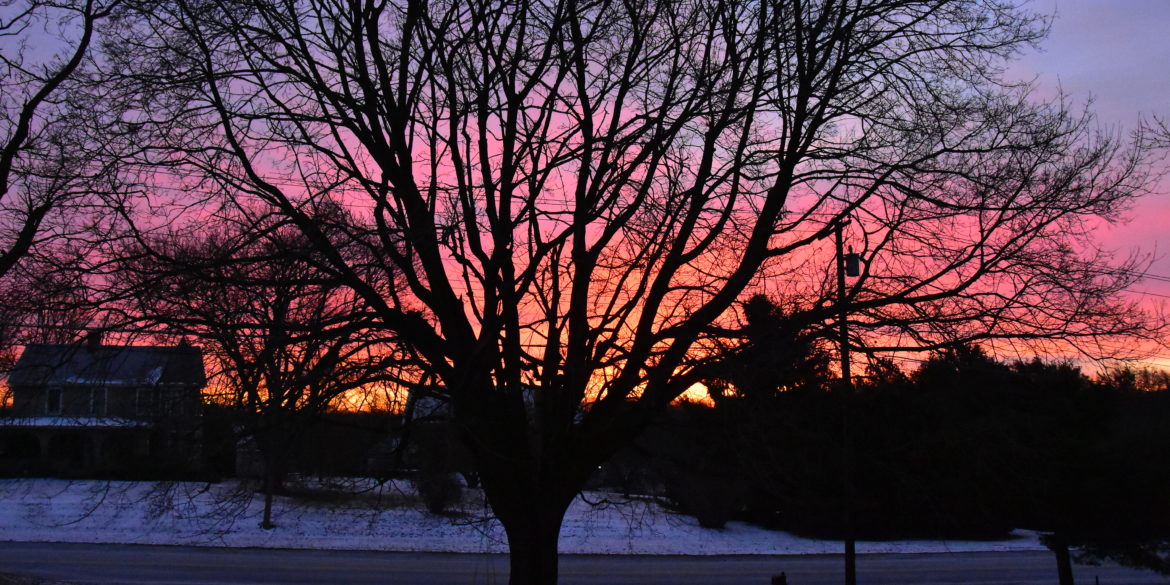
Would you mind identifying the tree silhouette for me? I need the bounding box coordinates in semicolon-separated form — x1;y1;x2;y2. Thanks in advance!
706;295;832;403
1013;360;1170;585
118;208;412;528
96;0;1162;581
699;339;1170;584
0;254;97;374
1;0;121;278
690;295;835;530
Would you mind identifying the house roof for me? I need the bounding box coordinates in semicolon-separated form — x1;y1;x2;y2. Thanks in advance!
8;343;206;388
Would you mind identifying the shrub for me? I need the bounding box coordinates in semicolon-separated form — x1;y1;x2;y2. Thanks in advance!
414;468;462;515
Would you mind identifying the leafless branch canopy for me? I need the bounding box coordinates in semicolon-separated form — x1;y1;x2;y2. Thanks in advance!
0;0;123;277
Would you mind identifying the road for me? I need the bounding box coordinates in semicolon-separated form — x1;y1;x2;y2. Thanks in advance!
0;543;1167;584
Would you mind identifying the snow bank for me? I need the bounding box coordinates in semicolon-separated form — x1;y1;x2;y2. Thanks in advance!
0;479;1046;555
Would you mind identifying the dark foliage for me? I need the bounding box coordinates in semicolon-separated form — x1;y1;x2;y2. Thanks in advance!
642;403;745;529
641;298;1170;580
410;423;465;515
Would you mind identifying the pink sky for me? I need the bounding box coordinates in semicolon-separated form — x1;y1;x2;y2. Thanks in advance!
1010;0;1170;364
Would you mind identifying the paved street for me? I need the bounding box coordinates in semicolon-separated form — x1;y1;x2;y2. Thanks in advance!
0;542;1167;584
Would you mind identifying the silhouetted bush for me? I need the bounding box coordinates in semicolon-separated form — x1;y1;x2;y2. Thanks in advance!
409;422;464;514
662;472;740;529
414;467;463;515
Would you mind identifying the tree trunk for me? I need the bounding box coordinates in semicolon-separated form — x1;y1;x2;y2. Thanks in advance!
456;381;617;585
501;508;565;585
1052;534;1076;585
261;463;276;530
259;443;285;530
475;448;578;585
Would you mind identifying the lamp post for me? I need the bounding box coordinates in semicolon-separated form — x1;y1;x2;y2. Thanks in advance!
835;221;860;585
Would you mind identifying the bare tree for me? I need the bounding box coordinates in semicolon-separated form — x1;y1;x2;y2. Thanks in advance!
1143;115;1170;148
99;0;1162;582
118;207;414;528
0;250;98;374
0;0;121;278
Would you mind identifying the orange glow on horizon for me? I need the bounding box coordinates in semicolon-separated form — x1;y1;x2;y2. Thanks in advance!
674;382;714;406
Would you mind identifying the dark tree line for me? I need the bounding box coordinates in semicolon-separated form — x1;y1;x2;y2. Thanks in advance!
635;297;1170;585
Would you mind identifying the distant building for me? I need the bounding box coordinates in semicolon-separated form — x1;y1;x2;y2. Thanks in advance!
0;334;206;476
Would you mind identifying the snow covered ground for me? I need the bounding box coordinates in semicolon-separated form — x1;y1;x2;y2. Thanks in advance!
0;478;1046;556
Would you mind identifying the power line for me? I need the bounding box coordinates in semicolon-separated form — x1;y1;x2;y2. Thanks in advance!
1130;290;1170;300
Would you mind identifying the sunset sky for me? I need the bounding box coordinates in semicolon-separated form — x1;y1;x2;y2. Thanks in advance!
1010;0;1170;365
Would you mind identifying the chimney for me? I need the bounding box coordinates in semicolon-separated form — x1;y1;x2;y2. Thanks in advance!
86;330;102;350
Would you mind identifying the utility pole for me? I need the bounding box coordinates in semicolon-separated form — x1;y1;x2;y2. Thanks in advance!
835;221;860;585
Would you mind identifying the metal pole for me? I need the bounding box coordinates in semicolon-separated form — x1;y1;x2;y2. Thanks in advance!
835;221;856;585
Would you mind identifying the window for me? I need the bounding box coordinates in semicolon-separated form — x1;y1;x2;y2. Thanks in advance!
136;387;153;417
91;387;107;416
47;387;62;414
159;389;175;416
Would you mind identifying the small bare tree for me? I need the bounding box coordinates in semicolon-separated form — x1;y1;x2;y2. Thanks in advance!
118;207;415;528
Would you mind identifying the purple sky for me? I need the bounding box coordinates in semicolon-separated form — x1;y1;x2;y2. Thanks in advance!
1010;0;1170;363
